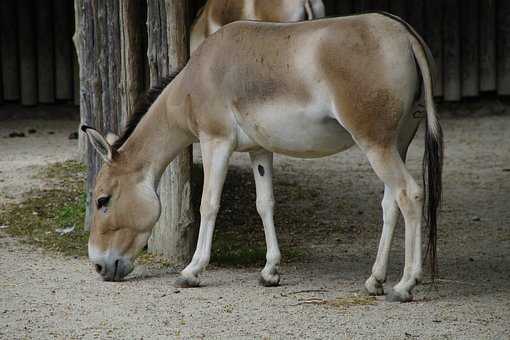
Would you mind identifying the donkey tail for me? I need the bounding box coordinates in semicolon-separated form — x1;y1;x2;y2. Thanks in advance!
409;32;444;281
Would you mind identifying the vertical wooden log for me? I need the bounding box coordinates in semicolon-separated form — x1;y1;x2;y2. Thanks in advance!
73;48;80;106
407;0;424;35
352;0;372;13
35;0;55;103
0;3;2;103
480;0;496;92
54;0;74;100
372;0;389;12
0;1;20;101
424;0;443;97
497;1;510;95
17;0;38;106
75;0;123;229
460;0;479;98
335;0;353;16
148;0;196;264
389;0;406;19
443;0;461;101
119;0;147;127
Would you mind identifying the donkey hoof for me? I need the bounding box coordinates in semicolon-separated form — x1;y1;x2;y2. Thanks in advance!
175;275;200;288
386;288;413;303
259;272;280;287
365;276;385;296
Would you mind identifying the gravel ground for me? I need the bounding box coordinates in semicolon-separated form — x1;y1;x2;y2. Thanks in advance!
1;105;509;339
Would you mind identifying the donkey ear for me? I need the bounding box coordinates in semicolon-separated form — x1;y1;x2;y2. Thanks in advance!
81;126;114;164
106;132;119;145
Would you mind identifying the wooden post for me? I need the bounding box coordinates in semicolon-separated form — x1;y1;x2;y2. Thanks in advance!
480;0;496;92
424;0;443;97
147;0;196;264
372;0;389;12
407;0;424;35
335;0;352;16
54;0;74;101
389;0;407;19
17;0;38;106
443;0;461;102
460;0;479;98
0;1;20;101
119;0;147;128
497;1;510;95
35;0;55;104
75;0;123;229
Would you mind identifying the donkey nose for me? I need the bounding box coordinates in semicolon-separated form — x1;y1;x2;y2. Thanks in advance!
93;258;133;282
95;263;105;275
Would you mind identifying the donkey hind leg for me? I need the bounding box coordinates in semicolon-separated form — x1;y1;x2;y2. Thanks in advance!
176;140;233;288
365;146;423;302
365;185;398;295
249;150;281;286
365;119;420;296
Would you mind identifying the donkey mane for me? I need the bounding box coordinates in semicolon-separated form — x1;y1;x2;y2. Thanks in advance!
113;72;179;150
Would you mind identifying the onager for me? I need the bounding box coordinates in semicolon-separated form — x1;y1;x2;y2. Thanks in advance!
191;0;325;52
83;13;443;302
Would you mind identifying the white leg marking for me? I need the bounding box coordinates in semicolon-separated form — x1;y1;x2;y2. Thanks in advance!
365;147;423;302
177;140;232;287
365;185;398;295
250;150;281;286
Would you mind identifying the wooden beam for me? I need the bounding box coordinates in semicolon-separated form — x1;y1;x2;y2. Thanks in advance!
148;0;196;264
497;0;510;95
480;0;497;92
0;1;20;101
389;0;406;19
424;0;443;97
443;0;461;101
54;0;74;100
17;0;38;106
335;0;353;16
75;0;122;229
407;0;424;35
35;0;55;103
372;0;389;12
119;0;147;126
460;0;479;97
352;0;372;13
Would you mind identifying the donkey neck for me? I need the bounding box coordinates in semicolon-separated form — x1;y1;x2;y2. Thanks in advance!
118;88;193;187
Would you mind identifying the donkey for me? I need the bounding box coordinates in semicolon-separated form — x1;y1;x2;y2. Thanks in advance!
191;0;325;52
83;12;443;302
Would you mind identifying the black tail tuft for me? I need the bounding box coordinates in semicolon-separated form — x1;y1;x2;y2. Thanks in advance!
422;118;443;281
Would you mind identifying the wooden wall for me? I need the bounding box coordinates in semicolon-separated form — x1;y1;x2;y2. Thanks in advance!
0;0;78;106
322;0;509;101
2;0;509;106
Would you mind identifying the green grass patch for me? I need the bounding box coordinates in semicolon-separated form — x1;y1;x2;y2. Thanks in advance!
1;160;304;267
0;160;88;257
210;230;304;267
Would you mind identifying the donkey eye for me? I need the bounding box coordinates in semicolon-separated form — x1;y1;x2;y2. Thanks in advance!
96;196;111;209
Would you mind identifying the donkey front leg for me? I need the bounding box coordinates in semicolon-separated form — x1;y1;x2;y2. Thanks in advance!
250;150;281;286
176;140;232;288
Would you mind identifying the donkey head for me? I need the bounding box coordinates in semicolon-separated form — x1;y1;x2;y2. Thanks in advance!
82;126;161;281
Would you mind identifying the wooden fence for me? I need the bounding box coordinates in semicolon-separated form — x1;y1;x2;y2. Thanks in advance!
322;0;510;101
2;0;510;105
0;0;78;106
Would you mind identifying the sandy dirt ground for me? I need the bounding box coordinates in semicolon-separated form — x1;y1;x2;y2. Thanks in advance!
1;105;509;339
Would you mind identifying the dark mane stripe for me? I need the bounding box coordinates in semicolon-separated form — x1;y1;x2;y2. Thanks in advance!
112;72;180;150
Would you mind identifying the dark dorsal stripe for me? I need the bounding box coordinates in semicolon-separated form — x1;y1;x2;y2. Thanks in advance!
113;72;180;150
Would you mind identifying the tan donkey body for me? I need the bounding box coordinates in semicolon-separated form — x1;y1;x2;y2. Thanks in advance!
191;0;325;52
83;13;443;303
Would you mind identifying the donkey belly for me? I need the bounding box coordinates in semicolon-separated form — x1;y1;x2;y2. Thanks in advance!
234;108;355;158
